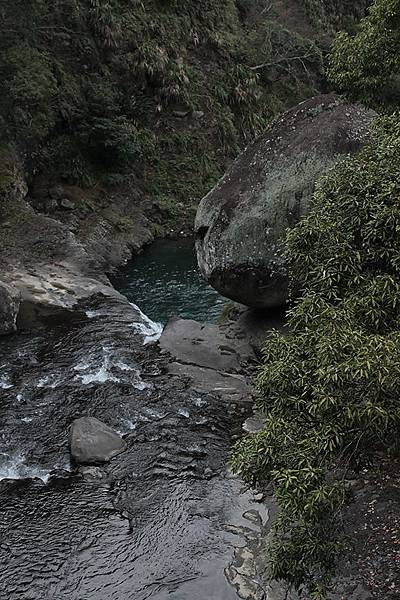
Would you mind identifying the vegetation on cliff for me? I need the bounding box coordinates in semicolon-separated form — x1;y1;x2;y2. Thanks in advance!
232;1;400;597
233;117;400;597
329;0;400;105
0;0;366;231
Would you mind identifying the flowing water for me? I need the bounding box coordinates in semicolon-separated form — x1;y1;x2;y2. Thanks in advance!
0;241;267;600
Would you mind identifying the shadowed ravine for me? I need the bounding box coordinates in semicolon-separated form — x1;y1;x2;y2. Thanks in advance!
0;242;271;600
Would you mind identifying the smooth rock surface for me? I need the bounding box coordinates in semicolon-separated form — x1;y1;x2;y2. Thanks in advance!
0;280;20;335
3;263;125;329
158;310;286;402
160;317;256;371
70;416;126;464
159;317;258;401
195;94;375;308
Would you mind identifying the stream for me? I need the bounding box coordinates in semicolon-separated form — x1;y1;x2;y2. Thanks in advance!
0;240;268;600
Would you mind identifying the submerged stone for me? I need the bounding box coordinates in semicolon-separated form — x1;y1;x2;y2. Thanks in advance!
70;416;126;465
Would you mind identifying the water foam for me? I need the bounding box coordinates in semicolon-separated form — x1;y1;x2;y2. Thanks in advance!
178;409;190;419
86;303;162;345
0;453;71;483
129;303;163;344
20;417;33;423
74;346;149;389
85;308;110;319
0;376;13;389
36;375;60;389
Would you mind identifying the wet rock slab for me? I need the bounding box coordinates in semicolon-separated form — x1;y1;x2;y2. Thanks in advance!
159;317;257;401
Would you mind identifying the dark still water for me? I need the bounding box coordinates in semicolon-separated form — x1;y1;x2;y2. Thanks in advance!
110;238;228;323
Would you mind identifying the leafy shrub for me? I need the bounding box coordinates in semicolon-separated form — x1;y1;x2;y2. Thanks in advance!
46;136;94;186
328;0;400;104
90;117;155;166
1;44;58;139
231;116;400;598
88;0;121;48
242;18;324;115
304;0;369;30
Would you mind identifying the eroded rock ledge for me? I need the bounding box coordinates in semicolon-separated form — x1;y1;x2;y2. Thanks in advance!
0;149;152;332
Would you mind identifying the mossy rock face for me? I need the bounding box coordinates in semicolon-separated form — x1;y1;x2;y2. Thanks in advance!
195;94;375;308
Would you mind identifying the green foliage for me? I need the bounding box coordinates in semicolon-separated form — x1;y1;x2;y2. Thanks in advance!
328;0;400;104
240;16;324;115
90;117;155;165
304;0;369;30
88;0;122;48
143;130;223;232
0;144;19;192
217;301;235;324
1;44;58;139
214;64;266;137
45;136;95;186
0;0;359;221
231;117;400;597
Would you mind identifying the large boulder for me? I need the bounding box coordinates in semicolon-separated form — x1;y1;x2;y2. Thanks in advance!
195;94;375;308
70;417;126;465
0;280;20;335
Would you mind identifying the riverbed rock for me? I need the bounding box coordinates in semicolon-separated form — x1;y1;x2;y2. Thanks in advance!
160;317;256;372
0;280;20;335
158;316;274;401
195;94;376;308
70;417;126;464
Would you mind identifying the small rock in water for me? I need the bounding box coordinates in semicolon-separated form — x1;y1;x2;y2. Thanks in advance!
232;546;257;577
173;110;189;118
203;467;213;478
224;564;265;600
243;413;264;434
70;416;126;465
243;510;262;527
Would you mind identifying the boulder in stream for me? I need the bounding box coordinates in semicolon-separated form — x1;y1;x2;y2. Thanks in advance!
195;94;376;308
70;417;126;464
0;280;20;335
